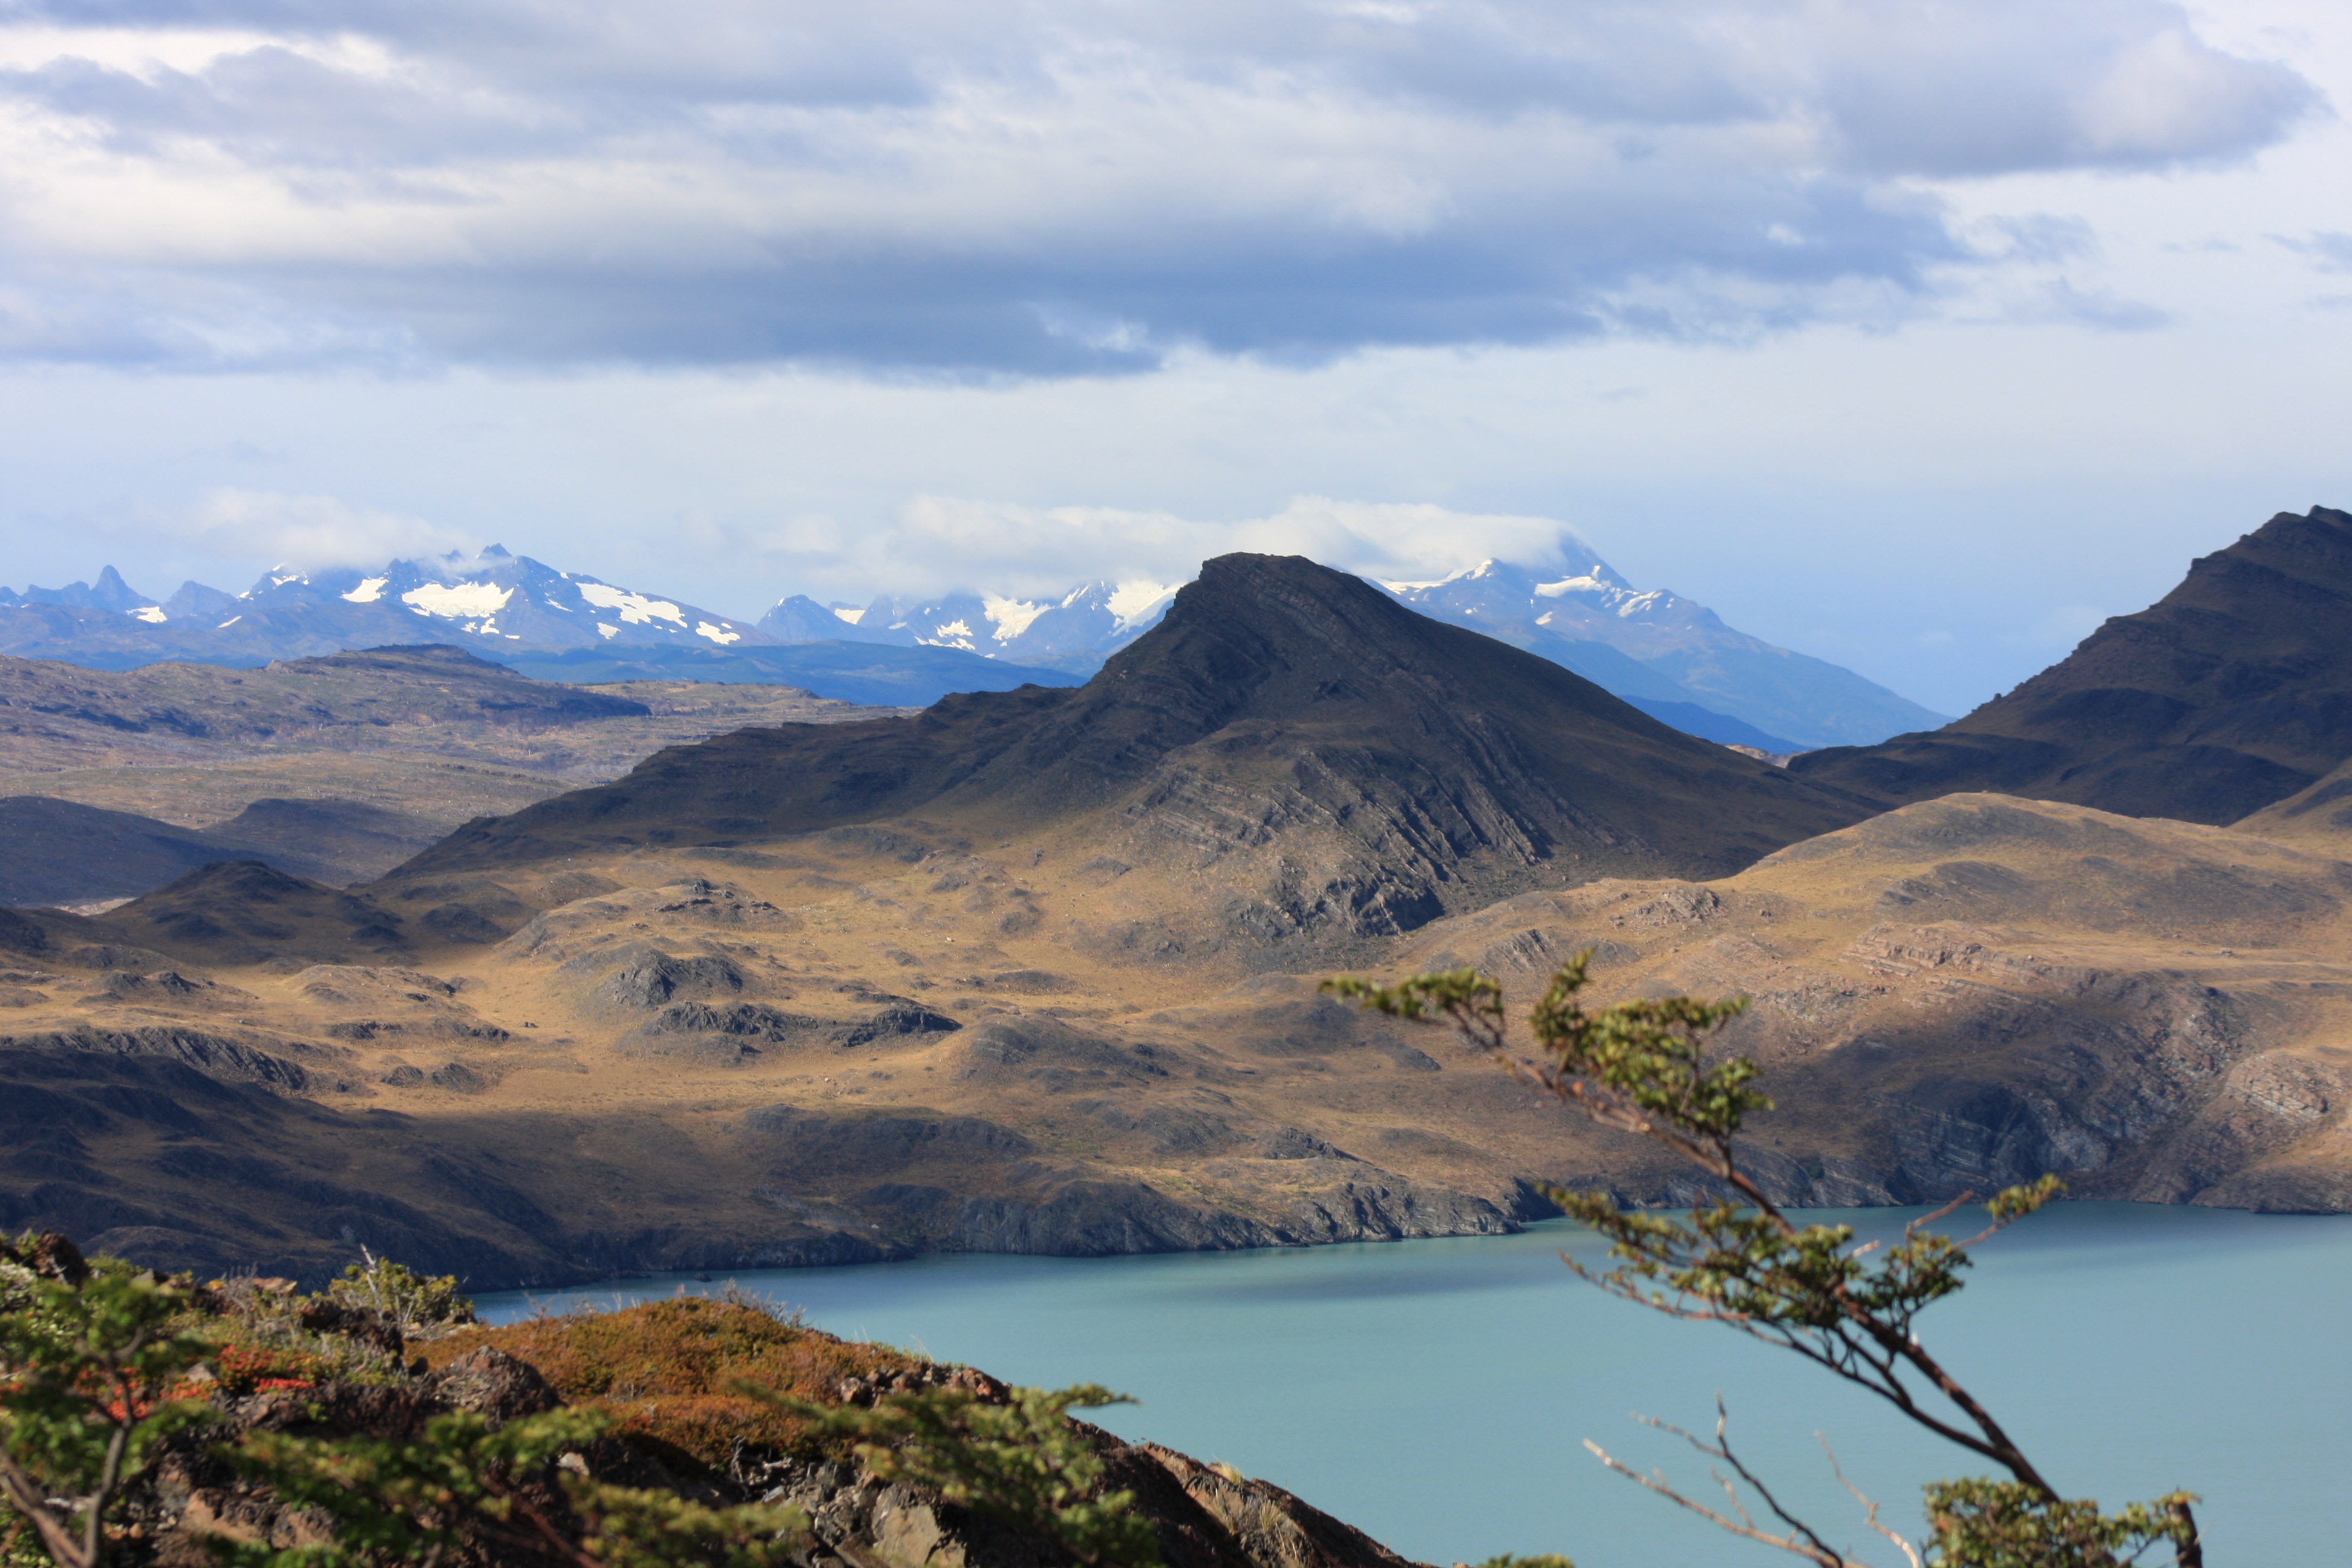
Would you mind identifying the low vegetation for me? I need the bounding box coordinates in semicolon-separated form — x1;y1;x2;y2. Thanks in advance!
419;1293;931;1470
0;1235;1166;1568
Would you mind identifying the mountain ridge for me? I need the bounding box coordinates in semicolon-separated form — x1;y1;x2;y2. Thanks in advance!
10;521;2352;1292
400;553;1877;941
1791;505;2352;825
1374;557;1950;749
5;538;1945;750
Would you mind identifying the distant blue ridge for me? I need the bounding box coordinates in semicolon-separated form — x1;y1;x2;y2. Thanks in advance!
481;640;1084;707
13;629;1793;746
1623;697;1801;755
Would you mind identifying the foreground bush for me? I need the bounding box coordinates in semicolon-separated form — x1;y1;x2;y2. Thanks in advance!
2;1237;1407;1568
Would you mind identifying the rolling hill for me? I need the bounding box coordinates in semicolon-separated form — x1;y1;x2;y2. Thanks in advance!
10;535;2352;1289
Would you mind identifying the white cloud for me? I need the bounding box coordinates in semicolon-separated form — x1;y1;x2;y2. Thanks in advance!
791;493;1592;599
178;487;470;570
0;0;2319;373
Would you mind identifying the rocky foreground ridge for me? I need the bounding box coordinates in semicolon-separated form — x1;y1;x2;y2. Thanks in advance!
1;1233;1428;1568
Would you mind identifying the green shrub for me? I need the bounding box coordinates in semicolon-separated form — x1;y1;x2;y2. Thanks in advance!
325;1253;475;1338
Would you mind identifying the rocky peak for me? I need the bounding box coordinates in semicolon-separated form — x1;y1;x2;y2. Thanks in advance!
1792;505;2352;824
406;554;1872;936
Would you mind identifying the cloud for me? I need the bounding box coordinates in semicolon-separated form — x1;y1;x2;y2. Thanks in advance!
2276;230;2352;272
752;494;1595;600
175;487;472;570
0;0;2322;374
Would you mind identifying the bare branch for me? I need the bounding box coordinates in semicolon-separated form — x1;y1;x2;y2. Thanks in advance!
1582;1436;1852;1568
1903;1194;1973;1244
1820;1434;1921;1568
1664;1400;1848;1568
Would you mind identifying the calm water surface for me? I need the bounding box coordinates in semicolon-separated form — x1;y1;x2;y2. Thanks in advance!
478;1204;2350;1567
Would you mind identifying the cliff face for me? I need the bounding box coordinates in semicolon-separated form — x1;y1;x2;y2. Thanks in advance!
1791;506;2352;825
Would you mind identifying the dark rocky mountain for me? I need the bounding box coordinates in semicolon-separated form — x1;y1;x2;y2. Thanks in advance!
8;565;158;615
15;550;2352;1288
1791;506;2352;825
407;554;1875;935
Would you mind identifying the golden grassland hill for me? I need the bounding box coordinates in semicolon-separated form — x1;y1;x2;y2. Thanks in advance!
1791;505;2352;824
0;542;1887;1286
10;549;2352;1287
10;777;2352;1290
1392;792;2352;1211
0;645;910;898
0;1234;1426;1568
0;829;1561;1285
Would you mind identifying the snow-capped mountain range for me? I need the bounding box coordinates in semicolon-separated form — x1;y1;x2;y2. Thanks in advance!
0;547;762;652
1;543;1946;749
758;581;1180;673
1374;558;1949;749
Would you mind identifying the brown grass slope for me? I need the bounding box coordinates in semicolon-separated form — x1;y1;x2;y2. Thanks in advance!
0;644;650;754
402;553;1874;939
18;552;2352;1288
10;790;2352;1290
0;645;907;900
1791;505;2352;824
1389;792;2352;1212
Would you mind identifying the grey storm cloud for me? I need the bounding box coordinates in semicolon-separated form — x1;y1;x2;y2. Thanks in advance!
0;0;2325;374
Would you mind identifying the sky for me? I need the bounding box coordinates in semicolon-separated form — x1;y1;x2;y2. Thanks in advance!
0;0;2344;717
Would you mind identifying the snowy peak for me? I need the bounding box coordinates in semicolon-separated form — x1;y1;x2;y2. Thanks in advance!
1375;550;1946;750
757;576;1180;673
1380;551;1727;653
223;548;766;650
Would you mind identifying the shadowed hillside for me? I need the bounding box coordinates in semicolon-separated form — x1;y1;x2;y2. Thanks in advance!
1791;505;2352;824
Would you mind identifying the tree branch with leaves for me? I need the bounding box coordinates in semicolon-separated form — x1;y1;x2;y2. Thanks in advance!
0;1264;217;1568
1327;952;2203;1568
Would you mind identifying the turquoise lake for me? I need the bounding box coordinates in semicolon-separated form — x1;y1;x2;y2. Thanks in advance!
479;1204;2351;1567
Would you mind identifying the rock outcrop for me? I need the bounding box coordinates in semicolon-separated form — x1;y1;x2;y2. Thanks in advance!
72;1279;1433;1568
